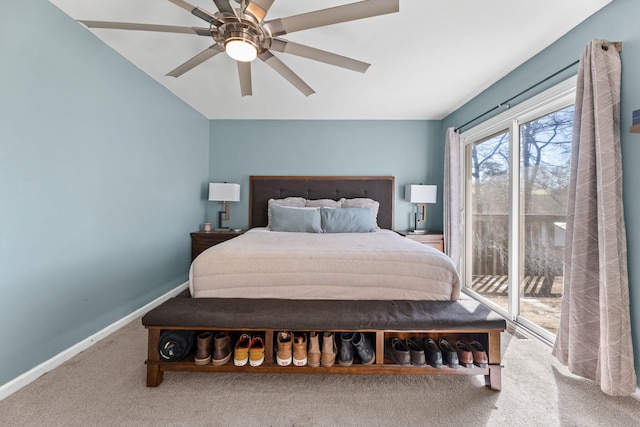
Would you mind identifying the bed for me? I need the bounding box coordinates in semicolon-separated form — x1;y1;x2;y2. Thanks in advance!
190;175;460;301
142;176;505;390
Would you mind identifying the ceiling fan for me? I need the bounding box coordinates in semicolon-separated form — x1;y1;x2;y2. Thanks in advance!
78;0;400;96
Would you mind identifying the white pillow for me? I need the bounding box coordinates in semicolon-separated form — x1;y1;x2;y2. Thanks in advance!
305;199;341;208
339;198;380;230
267;197;307;229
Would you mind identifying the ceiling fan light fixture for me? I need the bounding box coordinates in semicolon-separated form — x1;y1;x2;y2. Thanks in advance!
225;38;258;62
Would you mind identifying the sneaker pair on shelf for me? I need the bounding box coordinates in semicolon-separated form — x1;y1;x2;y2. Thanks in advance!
276;331;308;366
234;334;265;367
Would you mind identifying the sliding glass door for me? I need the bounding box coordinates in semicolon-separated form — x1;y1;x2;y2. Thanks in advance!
518;106;573;335
461;79;575;342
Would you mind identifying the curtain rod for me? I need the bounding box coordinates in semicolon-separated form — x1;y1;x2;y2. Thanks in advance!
455;41;622;133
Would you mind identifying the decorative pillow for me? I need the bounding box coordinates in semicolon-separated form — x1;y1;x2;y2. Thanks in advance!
339;198;380;229
267;197;307;229
320;207;376;233
270;205;322;233
305;199;342;208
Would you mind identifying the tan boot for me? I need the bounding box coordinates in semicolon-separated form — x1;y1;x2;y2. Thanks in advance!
308;331;321;368
321;332;337;368
276;331;293;366
293;333;308;366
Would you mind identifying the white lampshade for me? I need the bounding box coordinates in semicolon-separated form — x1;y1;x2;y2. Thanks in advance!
208;183;240;202
405;184;437;204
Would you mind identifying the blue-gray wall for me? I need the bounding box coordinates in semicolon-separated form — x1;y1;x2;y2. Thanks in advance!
0;1;210;385
209;120;443;232
442;0;640;386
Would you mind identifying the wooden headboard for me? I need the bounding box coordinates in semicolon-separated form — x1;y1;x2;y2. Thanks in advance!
249;176;395;229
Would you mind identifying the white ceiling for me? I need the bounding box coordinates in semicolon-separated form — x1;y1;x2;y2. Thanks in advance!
49;0;611;120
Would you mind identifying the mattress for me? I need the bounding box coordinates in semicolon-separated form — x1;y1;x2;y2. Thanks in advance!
189;228;461;301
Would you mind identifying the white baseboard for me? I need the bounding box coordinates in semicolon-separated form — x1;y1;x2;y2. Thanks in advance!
0;282;188;402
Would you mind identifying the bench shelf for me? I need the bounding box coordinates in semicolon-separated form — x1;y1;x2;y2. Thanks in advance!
144;325;503;390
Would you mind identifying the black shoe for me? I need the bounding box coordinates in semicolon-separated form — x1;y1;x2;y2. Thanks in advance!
438;338;459;369
406;338;426;366
386;337;410;365
338;332;355;366
352;332;375;365
423;337;443;369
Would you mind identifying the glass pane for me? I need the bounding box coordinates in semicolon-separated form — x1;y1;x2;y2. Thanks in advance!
519;105;573;335
468;130;510;312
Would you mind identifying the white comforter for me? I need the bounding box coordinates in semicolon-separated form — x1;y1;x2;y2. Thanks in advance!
189;228;461;301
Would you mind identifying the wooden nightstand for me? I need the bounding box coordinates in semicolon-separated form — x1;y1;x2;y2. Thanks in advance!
396;231;444;253
190;230;244;261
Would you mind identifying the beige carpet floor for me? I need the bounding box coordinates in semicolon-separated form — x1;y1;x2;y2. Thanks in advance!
1;319;639;426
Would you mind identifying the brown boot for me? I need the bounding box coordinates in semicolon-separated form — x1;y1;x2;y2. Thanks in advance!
211;332;232;366
194;331;213;365
308;331;321;368
321;332;337;368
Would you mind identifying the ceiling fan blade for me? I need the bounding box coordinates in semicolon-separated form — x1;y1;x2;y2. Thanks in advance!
237;61;252;96
166;44;225;77
169;0;224;26
270;38;370;73
265;0;399;36
213;0;240;19
78;21;208;35
244;0;275;23
258;51;315;97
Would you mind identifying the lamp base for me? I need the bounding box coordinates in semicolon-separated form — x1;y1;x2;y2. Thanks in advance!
408;230;428;235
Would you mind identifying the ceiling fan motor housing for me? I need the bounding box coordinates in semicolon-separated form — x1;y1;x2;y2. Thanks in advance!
222;21;263;51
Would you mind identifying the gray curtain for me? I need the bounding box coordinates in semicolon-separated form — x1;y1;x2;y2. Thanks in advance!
444;127;462;270
552;39;636;396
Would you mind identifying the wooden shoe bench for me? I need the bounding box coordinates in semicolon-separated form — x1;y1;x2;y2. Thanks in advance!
142;295;506;391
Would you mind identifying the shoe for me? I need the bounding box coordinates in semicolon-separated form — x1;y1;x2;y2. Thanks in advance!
406;338;426;366
455;339;474;368
423;337;443;369
293;333;308;366
308;331;321;368
249;336;265;367
386;337;410;365
211;332;232;366
276;331;293;366
438;338;459;369
338;332;355;366
352;332;375;365
234;333;251;366
321;332;337;368
462;338;489;368
194;331;213;366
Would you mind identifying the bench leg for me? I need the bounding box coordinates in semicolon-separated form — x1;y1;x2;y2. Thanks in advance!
484;331;502;391
146;328;164;387
485;365;502;391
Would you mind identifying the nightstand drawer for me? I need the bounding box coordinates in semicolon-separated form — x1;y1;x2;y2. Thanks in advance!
190;231;244;260
396;231;444;253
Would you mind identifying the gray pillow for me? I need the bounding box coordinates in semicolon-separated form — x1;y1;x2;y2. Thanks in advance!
321;207;376;233
270;205;322;233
